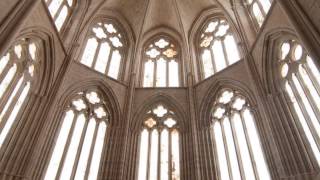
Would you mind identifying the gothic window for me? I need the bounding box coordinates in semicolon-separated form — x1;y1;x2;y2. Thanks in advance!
142;36;180;87
199;18;240;79
211;89;270;180
278;39;320;165
137;105;180;180
244;0;272;27
45;0;75;31
80;21;125;80
44;90;109;180
0;38;40;149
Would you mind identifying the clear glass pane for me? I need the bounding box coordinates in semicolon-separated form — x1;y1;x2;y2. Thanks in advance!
108;50;122;79
0;82;30;148
0;64;17;99
223;118;241;180
252;3;264;26
258;0;271;14
80;38;98;67
169;60;179;87
74;118;96;180
149;129;159;180
60;114;86;180
285;82;320;165
48;0;63;17
243;109;271;180
213;122;230;180
94;42;110;74
156;58;167;87
306;56;320;86
143;60;154;87
299;65;320;112
67;0;73;6
233;113;256;180
0;77;24;122
55;5;68;31
160;129;169;180
202;49;214;78
44;111;75;180
88;121;107;180
171;129;180;180
292;75;320;138
212;40;226;72
224;35;240;65
0;53;10;75
138;129;149;180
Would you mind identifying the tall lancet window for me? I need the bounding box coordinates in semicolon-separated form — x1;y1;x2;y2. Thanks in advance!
142;36;180;87
211;89;270;180
44;90;109;180
199;18;241;79
137;104;180;180
45;0;75;31
80;21;125;80
0;38;41;149
244;0;272;27
278;39;320;165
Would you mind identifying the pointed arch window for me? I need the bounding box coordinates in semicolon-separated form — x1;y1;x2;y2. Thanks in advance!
278;39;320;165
0;38;41;149
244;0;272;27
142;36;180;87
199;18;241;79
137;104;180;180
44;90;109;180
45;0;76;31
80;21;126;80
211;89;270;180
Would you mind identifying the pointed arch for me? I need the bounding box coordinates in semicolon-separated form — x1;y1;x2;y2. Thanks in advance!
199;78;271;180
189;7;244;81
42;80;121;180
44;0;78;32
263;28;320;168
0;28;55;153
131;93;187;132
75;12;134;82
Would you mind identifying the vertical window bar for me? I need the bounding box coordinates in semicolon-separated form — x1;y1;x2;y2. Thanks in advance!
84;121;100;179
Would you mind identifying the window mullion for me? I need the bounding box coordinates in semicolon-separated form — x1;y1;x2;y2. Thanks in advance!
295;72;320;121
84;122;100;180
303;64;320;98
221;38;230;66
157;129;161;180
146;130;152;180
239;111;260;180
169;130;172;180
0;60;14;84
209;47;217;74
166;59;169;87
230;114;247;180
0;71;20;111
288;79;320;148
91;42;102;69
53;2;65;21
56;113;78;180
221;120;234;180
71;117;90;179
106;44;115;75
0;77;26;132
256;1;267;17
154;59;158;87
